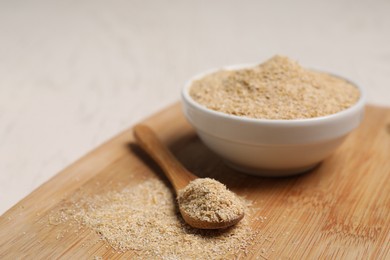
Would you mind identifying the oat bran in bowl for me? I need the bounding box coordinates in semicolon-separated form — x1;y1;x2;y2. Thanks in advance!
181;55;365;176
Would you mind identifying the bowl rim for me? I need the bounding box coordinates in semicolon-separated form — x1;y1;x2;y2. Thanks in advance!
182;63;365;126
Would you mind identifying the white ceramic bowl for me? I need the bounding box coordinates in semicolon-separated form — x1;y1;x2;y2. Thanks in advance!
181;65;365;177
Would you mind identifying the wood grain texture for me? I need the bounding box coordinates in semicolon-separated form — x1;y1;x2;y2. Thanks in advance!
0;103;389;259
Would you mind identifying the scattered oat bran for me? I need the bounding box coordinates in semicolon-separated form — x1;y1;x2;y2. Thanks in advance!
189;55;360;119
58;178;256;259
177;178;244;224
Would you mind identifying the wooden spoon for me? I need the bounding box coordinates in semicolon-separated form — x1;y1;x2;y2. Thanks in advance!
133;124;244;229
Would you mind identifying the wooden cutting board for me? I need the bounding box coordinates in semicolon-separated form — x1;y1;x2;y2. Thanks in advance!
1;103;389;259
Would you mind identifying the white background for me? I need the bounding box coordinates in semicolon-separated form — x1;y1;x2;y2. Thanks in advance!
1;0;389;214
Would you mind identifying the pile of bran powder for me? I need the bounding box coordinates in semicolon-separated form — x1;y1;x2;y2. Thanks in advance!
190;55;360;120
52;178;257;259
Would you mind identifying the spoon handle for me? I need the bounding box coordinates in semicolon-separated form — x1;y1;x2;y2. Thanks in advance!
133;124;197;192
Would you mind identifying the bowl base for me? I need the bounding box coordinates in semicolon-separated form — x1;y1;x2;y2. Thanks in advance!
224;161;319;177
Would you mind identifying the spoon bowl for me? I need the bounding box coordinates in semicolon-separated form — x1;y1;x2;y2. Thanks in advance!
180;207;244;229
